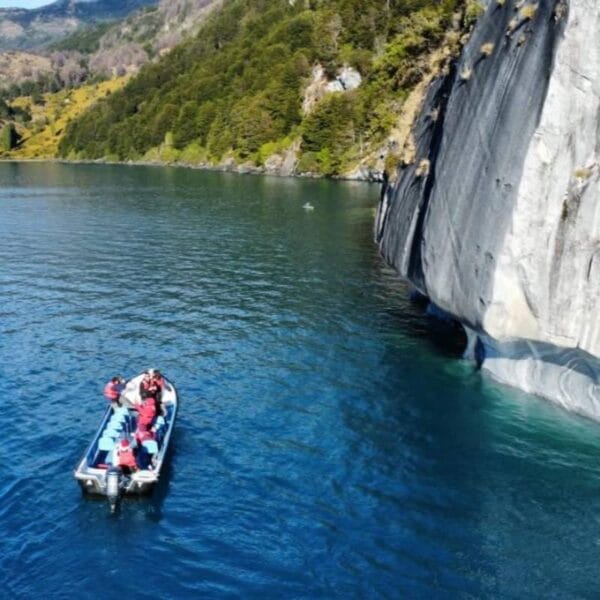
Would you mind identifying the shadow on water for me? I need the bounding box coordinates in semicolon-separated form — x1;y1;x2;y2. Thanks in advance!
383;300;468;359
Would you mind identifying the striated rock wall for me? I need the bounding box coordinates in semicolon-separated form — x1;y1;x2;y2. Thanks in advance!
377;0;600;419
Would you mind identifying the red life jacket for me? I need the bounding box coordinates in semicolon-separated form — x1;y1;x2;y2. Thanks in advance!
103;381;119;401
117;447;137;469
138;399;156;428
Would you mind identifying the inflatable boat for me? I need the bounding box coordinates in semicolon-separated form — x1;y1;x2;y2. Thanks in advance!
74;371;177;511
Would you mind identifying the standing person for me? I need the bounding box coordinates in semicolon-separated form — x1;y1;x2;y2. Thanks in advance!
134;397;157;430
103;376;125;409
139;371;159;402
151;369;164;391
151;369;166;415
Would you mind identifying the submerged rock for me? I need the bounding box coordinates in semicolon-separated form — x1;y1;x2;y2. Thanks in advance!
377;0;600;419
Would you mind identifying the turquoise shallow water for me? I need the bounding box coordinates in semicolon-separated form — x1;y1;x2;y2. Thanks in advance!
1;162;600;599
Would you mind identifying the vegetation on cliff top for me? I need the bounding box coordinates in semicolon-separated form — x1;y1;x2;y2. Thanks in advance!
58;0;467;176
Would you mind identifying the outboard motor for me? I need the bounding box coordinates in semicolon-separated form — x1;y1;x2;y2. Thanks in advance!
106;467;122;513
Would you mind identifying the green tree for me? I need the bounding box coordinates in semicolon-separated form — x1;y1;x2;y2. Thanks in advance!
173;101;200;149
0;99;12;119
195;101;217;147
150;103;179;147
232;97;276;158
206;111;233;159
301;93;357;174
31;91;45;106
2;122;19;151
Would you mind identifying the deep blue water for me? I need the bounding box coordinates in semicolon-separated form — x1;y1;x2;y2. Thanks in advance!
1;162;600;599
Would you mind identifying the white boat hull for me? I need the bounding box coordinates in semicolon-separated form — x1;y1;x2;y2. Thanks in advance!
74;372;178;498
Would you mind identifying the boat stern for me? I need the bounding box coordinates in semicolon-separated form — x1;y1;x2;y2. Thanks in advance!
74;466;109;495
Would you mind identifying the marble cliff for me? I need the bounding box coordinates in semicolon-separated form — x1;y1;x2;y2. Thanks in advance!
376;0;600;419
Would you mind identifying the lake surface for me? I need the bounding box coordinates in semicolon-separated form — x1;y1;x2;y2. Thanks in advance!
1;162;600;599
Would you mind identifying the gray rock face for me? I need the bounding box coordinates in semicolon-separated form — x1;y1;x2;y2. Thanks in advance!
377;0;600;419
326;66;362;92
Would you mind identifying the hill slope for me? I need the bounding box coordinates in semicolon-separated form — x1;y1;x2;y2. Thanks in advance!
0;0;158;50
0;0;220;97
85;0;220;78
58;0;471;178
2;77;128;159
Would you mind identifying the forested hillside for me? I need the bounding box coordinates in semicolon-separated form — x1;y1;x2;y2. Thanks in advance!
59;0;474;177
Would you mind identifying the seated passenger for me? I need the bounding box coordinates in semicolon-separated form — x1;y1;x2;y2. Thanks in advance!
116;439;138;473
134;424;158;470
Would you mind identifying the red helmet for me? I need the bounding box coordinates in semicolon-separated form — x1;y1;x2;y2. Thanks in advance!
120;439;130;448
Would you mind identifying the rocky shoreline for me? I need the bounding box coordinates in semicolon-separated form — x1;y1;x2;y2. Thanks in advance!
0;156;386;183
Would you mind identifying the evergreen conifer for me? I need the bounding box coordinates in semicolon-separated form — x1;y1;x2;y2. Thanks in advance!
2;122;18;151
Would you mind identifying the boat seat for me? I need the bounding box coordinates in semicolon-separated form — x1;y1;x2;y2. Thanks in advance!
116;411;133;430
110;416;129;433
142;440;158;455
98;436;115;452
104;425;122;438
94;451;110;468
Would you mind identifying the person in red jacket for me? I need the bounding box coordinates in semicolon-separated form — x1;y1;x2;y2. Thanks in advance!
116;438;137;473
136;397;157;429
139;371;159;402
151;369;166;415
103;376;125;409
151;369;164;389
